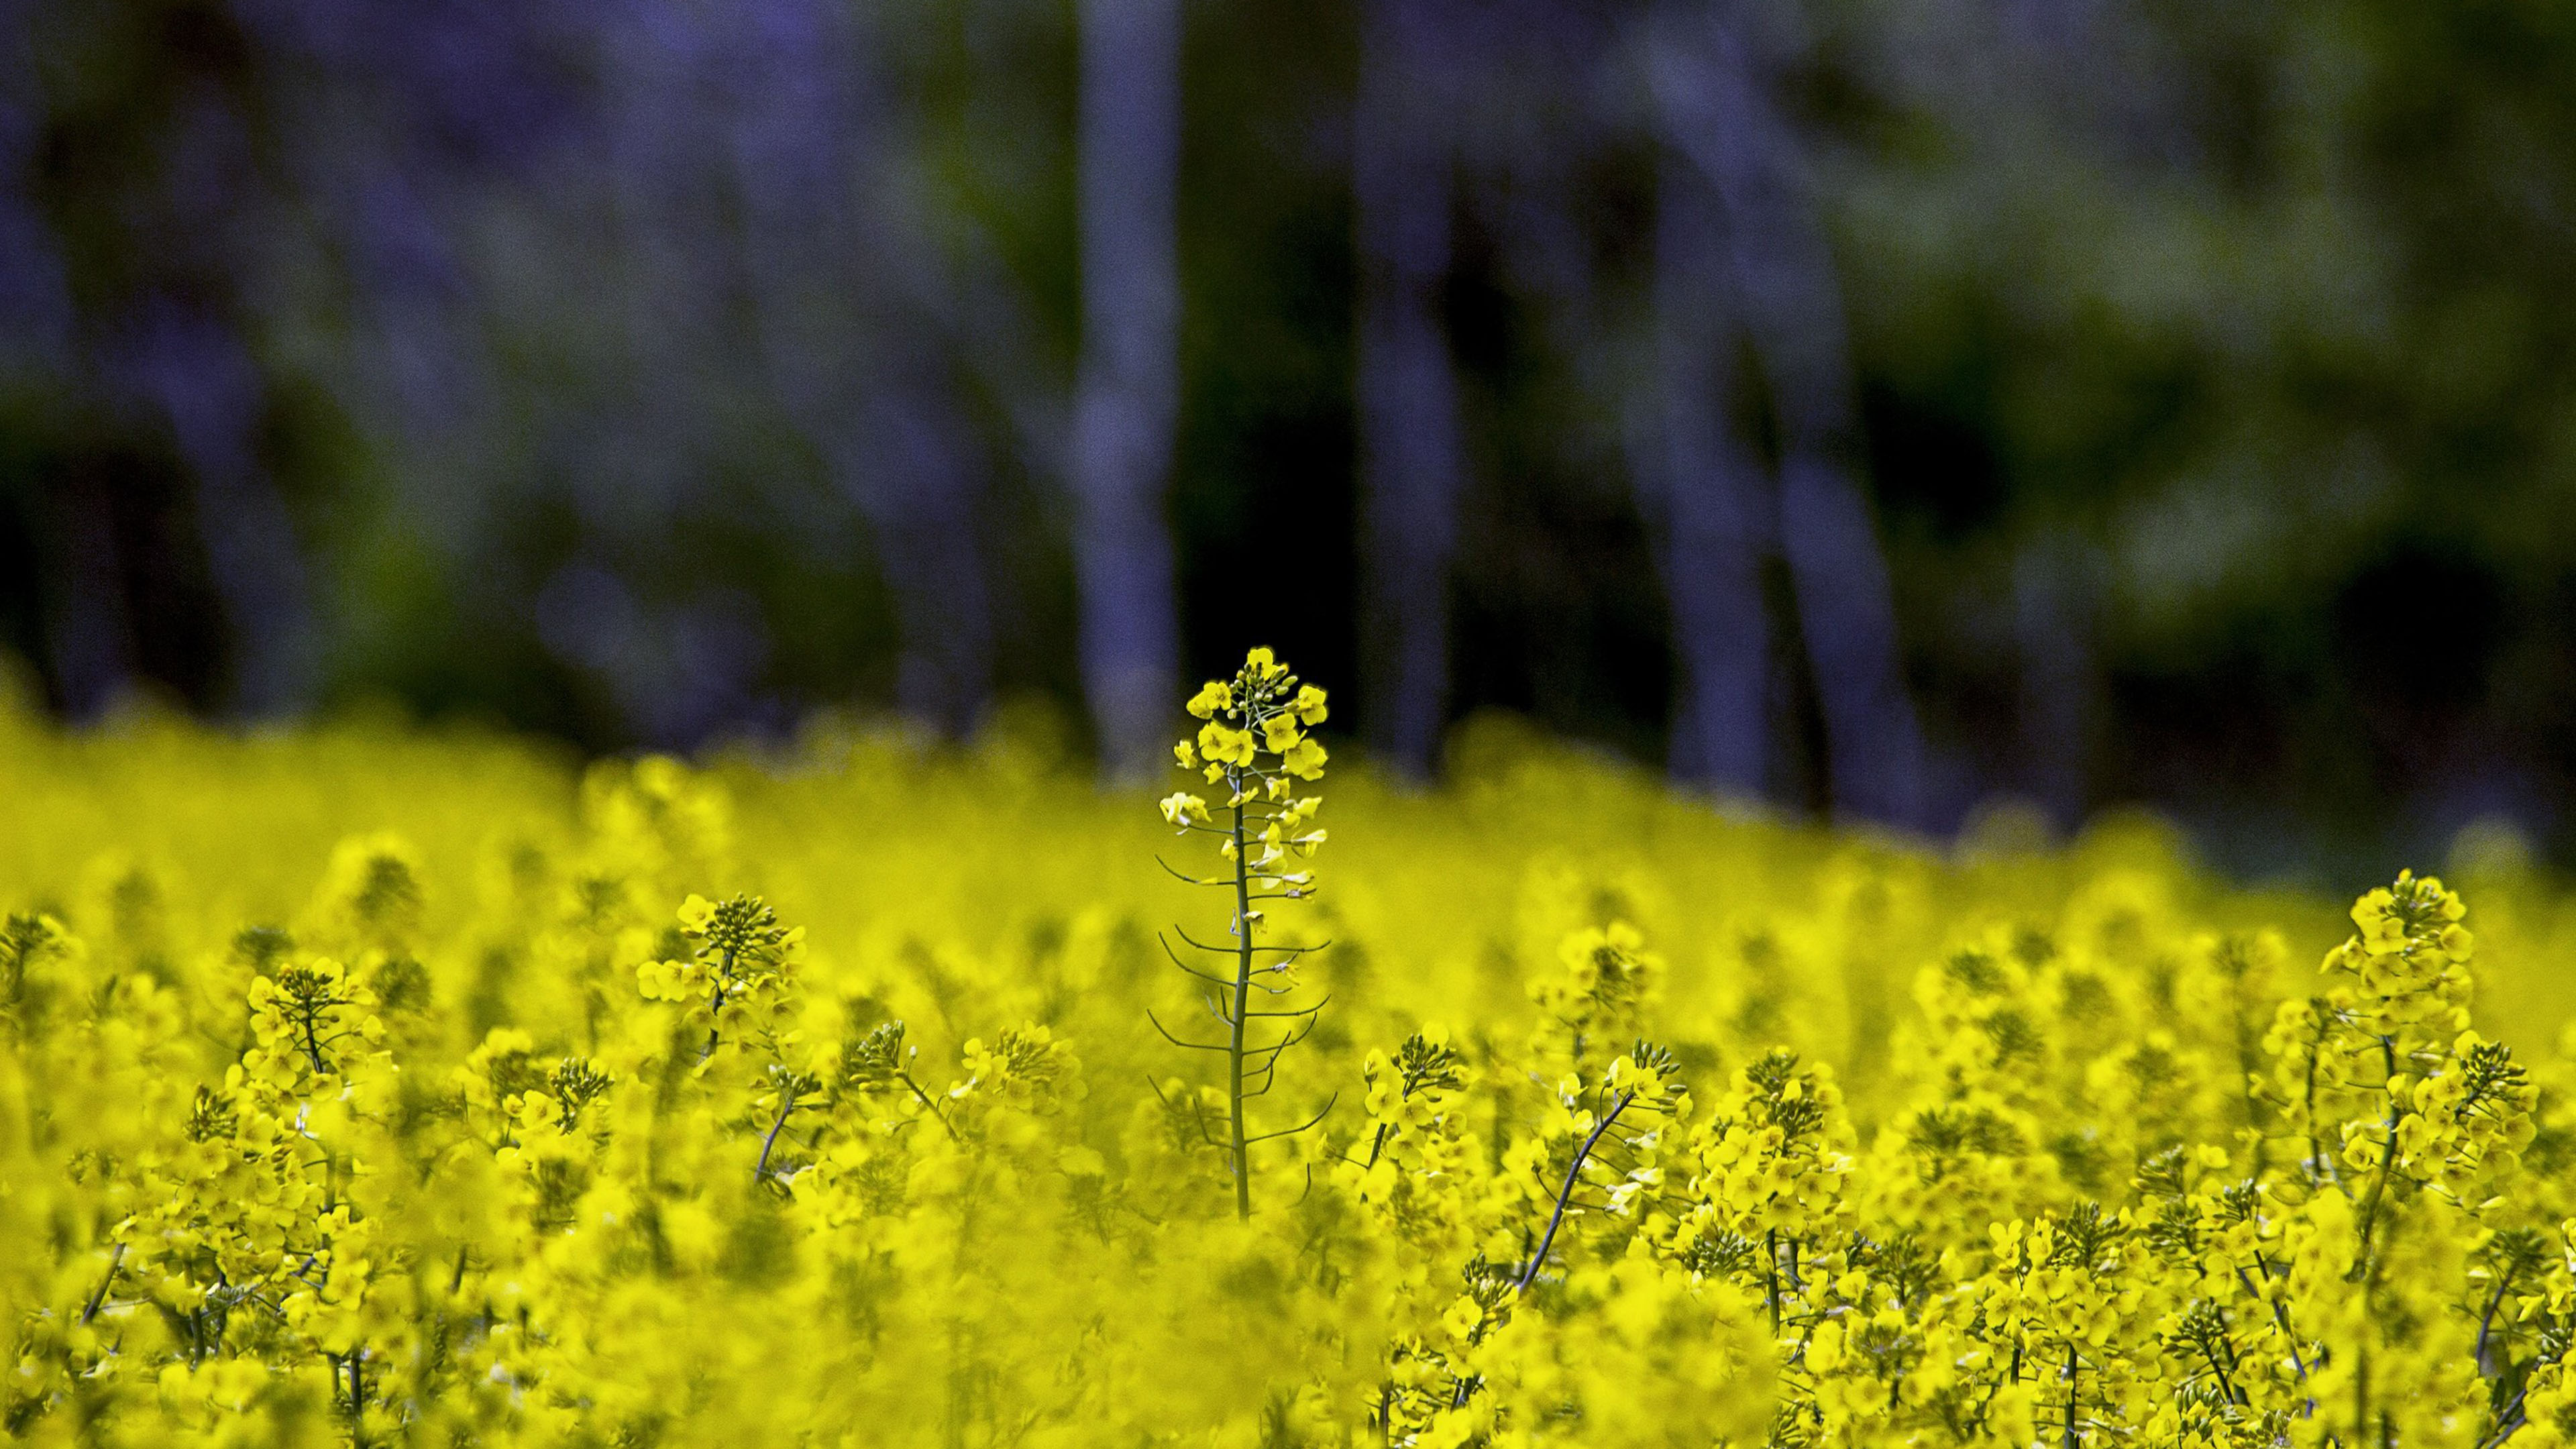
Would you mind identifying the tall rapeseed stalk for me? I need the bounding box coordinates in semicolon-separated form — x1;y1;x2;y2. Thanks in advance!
1155;647;1332;1218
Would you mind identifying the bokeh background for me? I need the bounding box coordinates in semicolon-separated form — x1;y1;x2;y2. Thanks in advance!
1;0;2572;881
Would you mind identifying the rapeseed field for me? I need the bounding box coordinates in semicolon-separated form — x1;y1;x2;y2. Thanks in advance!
5;650;2575;1448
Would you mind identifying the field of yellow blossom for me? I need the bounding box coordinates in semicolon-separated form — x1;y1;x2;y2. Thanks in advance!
6;649;2576;1449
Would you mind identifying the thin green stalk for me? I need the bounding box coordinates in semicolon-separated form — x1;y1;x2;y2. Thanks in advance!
755;1090;798;1182
701;943;735;1060
1766;1228;1782;1331
2062;1342;2080;1449
2475;1263;2518;1376
1514;1091;1633;1291
2239;1265;2312;1385
901;1072;962;1142
2354;1036;2402;1258
79;1244;123;1326
1229;794;1254;1220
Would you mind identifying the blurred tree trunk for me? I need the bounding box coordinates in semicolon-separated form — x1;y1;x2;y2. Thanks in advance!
119;299;320;719
36;479;130;720
2013;529;2099;830
21;3;317;720
0;5;123;716
1650;5;1927;828
1071;0;1183;781
1354;0;1466;782
1638;142;1774;800
0;1;64;382
837;396;992;739
119;50;320;720
729;0;993;738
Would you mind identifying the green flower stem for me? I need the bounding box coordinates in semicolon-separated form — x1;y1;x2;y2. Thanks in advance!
1229;792;1254;1220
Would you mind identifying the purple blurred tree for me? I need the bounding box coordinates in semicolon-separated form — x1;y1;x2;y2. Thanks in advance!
1646;1;1928;827
1069;0;1185;781
1353;0;1468;783
1635;137;1774;802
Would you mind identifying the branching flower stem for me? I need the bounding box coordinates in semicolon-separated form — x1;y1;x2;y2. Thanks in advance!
1515;1089;1635;1291
700;939;736;1061
2475;1260;2520;1375
2239;1265;2312;1384
901;1072;961;1143
79;1244;123;1326
755;1089;799;1183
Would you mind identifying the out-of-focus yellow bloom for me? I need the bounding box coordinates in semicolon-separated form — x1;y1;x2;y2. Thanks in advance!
0;690;2565;1449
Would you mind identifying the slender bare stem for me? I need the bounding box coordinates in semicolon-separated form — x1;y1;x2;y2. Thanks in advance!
1228;794;1254;1220
1515;1091;1634;1290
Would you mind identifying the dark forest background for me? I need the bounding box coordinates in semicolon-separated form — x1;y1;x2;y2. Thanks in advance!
3;0;2575;881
